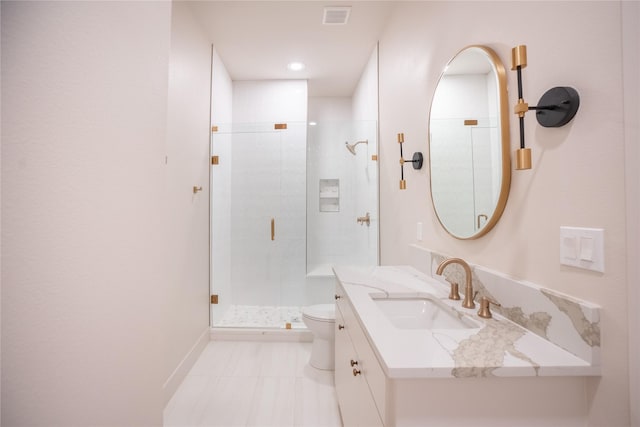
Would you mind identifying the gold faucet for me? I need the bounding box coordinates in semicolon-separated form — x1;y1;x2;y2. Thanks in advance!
436;258;475;309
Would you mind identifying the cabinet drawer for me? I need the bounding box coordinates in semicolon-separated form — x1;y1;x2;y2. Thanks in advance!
335;309;383;426
334;307;354;408
335;282;387;422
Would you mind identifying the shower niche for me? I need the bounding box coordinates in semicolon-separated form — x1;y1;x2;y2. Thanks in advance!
319;179;340;212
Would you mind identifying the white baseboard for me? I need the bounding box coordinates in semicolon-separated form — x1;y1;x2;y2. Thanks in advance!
162;327;210;406
210;327;313;342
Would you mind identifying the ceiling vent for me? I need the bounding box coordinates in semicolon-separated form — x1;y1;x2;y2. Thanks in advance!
323;6;351;25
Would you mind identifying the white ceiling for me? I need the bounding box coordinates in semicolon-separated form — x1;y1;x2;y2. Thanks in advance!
188;1;396;97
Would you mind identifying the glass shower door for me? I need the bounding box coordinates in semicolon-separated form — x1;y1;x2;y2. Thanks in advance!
210;123;306;328
229;127;283;309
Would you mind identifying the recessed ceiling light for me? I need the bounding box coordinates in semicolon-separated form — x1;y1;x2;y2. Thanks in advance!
309;121;317;126
287;62;305;71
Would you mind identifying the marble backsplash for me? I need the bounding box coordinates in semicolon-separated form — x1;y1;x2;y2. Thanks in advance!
409;244;601;366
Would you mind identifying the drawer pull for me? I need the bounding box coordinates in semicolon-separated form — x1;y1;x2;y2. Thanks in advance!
338;324;345;330
353;368;362;376
350;359;359;367
334;294;341;300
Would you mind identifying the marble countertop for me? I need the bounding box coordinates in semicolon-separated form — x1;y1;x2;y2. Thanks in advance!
333;265;601;379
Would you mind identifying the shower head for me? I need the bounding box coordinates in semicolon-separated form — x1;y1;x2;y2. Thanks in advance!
345;139;368;155
345;142;357;155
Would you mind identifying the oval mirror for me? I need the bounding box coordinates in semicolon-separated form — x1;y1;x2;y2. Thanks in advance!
428;46;511;239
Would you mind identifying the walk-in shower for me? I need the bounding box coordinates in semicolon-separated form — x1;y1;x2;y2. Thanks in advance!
210;119;378;329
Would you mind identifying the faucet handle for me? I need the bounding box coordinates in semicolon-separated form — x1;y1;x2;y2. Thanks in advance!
477;296;501;319
447;280;461;300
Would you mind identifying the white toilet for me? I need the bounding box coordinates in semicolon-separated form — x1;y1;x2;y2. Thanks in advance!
301;304;336;370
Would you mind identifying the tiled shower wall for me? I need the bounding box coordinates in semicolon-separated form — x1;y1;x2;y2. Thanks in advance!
306;100;378;275
306;46;380;275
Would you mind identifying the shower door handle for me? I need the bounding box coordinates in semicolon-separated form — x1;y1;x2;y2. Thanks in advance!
271;218;275;241
357;212;371;226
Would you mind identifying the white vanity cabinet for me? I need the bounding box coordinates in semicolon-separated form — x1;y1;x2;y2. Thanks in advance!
332;266;596;427
334;282;385;427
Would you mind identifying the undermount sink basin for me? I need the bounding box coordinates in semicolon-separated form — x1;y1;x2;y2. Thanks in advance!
372;296;481;330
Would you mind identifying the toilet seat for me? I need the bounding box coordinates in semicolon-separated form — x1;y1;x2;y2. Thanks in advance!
302;304;335;323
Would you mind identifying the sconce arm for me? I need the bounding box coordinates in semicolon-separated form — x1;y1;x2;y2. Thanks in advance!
396;133;423;190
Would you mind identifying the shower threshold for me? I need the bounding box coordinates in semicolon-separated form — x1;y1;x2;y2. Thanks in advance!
213;304;307;329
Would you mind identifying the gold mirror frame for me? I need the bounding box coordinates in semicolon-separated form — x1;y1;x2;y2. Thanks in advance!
428;45;511;240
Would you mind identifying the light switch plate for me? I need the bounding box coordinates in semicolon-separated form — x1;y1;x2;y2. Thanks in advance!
560;227;605;273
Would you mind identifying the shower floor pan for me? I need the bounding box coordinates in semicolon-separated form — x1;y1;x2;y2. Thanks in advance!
214;305;307;329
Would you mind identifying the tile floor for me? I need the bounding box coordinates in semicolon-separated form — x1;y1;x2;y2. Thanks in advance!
163;340;343;427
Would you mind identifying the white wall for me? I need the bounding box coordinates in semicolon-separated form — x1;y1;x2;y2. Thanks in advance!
379;2;630;425
1;1;171;425
1;1;214;424
623;1;640;425
352;45;379;123
233;80;308;124
162;1;212;403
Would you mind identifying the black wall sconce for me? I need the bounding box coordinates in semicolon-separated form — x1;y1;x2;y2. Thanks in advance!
511;45;580;170
397;133;423;190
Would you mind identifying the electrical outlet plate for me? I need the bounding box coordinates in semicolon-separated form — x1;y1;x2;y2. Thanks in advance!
559;227;605;273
